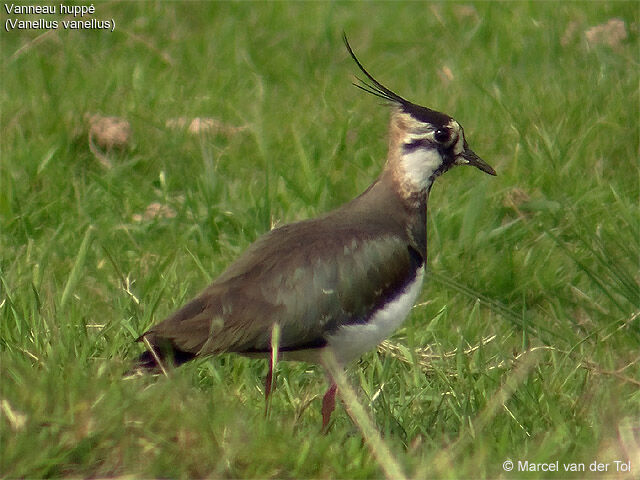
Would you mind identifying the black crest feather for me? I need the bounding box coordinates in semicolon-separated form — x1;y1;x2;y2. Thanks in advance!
342;33;408;105
342;34;452;128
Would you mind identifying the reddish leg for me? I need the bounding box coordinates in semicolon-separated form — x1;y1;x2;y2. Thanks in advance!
321;382;338;432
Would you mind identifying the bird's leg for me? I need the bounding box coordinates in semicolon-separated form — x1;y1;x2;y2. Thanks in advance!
321;382;338;433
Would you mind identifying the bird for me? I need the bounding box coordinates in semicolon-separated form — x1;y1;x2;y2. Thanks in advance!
131;35;496;431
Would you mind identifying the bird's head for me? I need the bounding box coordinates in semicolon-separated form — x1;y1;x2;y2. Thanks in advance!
344;35;496;197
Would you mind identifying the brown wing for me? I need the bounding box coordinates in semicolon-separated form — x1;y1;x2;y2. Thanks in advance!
141;218;421;357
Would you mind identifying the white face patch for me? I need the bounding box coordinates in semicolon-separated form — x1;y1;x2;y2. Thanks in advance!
393;113;468;192
448;120;465;156
399;147;443;190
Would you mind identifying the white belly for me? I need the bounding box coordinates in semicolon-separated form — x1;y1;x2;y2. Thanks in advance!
326;266;425;364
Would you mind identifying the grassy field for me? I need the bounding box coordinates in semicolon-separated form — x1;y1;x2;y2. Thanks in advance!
1;1;639;478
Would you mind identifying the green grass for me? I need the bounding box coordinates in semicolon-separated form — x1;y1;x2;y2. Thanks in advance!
1;1;639;478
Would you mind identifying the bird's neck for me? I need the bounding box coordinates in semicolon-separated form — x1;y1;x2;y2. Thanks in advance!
331;111;436;258
347;164;428;259
383;110;438;205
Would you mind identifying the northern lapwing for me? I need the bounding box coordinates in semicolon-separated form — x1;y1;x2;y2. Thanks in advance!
132;35;496;430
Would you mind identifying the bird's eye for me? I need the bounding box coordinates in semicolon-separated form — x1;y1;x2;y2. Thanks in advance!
434;128;451;144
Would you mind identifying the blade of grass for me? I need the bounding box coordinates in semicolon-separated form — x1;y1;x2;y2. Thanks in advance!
59;225;94;311
322;351;407;480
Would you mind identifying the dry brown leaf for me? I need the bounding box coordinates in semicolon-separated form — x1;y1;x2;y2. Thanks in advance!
438;65;455;85
453;5;479;21
132;202;177;222
166;116;247;136
585;18;627;49
87;114;131;150
85;113;132;168
561;20;580;47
